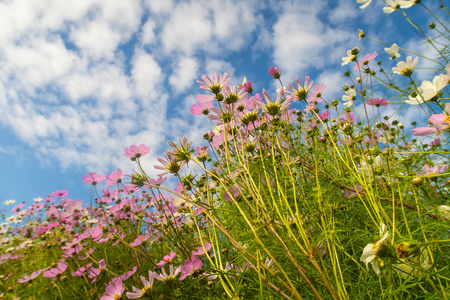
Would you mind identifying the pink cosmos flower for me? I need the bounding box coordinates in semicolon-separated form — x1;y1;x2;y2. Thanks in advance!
18;270;44;283
423;164;448;176
353;51;378;70
367;98;389;107
11;203;25;213
318;111;330;122
180;256;203;281
154;265;181;282
252;88;292;116
191;100;213;115
197;73;231;94
88;259;106;283
307;83;326;103
126;271;155;299
82;172;105;185
339;112;355;123
286;77;314;102
240;81;253;93
156;251;176;267
52;190;69;197
124;144;151;160
42;262;67;278
412;114;450;136
100;279;125;300
147;176;167;187
106;169;125;186
430;138;441;147
192;242;212;256
268;67;280;79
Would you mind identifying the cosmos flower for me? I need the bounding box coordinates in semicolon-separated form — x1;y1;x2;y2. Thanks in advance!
360;223;390;275
392;56;418;76
124;144;151;161
384;43;401;59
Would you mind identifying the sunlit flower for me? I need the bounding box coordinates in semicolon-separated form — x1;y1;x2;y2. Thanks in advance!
353;51;378;70
126;271;156;299
383;0;415;13
384;43;401;59
100;279;125;300
439;205;450;219
286;77;314;102
268;67;280;79
392;56;418;76
124;144;151;161
3;199;15;205
106;169;125;186
367;97;389;107
342;88;356;107
82;172;105;185
360;223;390;275
191;100;213;115
32;197;43;203
342;48;359;66
406;74;449;104
357;0;372;9
422;164;448;177
197;73;231;95
252;88;292;116
154;265;181;282
52;190;69;197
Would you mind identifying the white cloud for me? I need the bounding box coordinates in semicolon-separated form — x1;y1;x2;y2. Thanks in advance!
169;57;199;94
131;49;164;100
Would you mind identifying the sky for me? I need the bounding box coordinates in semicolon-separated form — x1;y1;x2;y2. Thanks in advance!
0;0;446;215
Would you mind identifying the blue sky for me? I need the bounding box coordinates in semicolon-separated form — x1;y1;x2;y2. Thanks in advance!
0;0;445;215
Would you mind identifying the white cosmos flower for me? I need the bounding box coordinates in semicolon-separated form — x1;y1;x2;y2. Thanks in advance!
406;74;449;105
356;0;372;9
439;205;450;219
3;200;15;205
342;88;356;107
384;43;401;59
360;223;390;275
392;56;418;76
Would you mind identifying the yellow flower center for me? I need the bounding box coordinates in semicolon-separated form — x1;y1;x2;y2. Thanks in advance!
444;115;450;123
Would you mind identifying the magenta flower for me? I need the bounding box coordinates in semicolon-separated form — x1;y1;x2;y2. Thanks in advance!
190;100;213;115
353;51;378;70
100;279;125;300
106;169;125;186
367;98;389;107
124;144;151;161
318;111;330;122
82;172;105;185
52;190;68;197
268;67;280;79
240;81;253;93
